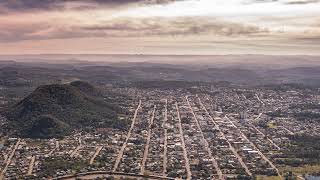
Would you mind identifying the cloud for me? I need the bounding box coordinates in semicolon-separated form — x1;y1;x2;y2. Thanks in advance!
283;0;320;4
0;0;182;14
0;17;269;42
84;17;268;36
0;0;319;55
245;0;320;4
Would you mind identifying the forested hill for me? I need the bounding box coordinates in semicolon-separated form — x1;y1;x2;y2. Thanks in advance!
5;81;128;138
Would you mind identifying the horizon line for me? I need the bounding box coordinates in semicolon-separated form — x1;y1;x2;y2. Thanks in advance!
0;53;320;57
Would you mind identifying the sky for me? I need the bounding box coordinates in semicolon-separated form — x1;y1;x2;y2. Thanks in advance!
0;0;319;55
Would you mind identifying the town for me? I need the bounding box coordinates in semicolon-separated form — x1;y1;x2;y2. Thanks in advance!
1;83;320;180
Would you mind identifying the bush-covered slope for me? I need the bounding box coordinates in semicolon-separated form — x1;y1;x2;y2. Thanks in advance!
6;81;127;138
28;115;70;138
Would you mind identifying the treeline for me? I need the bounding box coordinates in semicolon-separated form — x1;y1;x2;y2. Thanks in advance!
290;103;320;110
293;112;320;121
280;135;320;166
267;109;320;122
127;80;211;89
262;83;316;91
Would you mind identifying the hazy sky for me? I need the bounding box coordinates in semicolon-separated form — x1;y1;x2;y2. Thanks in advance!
0;0;319;55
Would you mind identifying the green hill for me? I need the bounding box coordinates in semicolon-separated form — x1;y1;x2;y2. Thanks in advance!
28;115;71;138
6;81;127;138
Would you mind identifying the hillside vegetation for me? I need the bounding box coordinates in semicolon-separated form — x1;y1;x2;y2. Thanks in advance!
6;81;127;138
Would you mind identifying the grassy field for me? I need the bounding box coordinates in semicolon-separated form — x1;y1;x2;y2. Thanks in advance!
267;122;277;129
256;175;282;180
256;165;320;180
0;137;6;144
280;165;320;176
26;140;43;147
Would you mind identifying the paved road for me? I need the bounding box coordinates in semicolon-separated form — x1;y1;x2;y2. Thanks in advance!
250;123;281;150
141;105;156;174
255;94;265;106
0;138;21;180
279;125;295;135
70;145;82;158
27;156;36;176
197;97;252;177
186;96;224;180
251;113;281;150
175;102;192;180
47;140;59;156
225;116;281;177
162;99;168;176
70;138;82;158
56;140;60;149
113;100;142;172
254;113;262;121
55;171;175;180
90;146;103;165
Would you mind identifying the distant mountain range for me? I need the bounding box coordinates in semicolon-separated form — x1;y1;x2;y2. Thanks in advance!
0;61;320;87
1;54;319;69
5;81;127;138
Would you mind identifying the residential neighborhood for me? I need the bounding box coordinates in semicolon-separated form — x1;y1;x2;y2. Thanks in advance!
1;84;320;179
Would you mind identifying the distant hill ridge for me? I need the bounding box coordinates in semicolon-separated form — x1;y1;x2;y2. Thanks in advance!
6;81;127;138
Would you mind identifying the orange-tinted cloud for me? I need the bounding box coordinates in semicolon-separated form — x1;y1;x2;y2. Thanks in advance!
0;0;319;55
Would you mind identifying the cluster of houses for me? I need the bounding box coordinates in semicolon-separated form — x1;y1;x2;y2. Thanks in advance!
1;84;319;179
